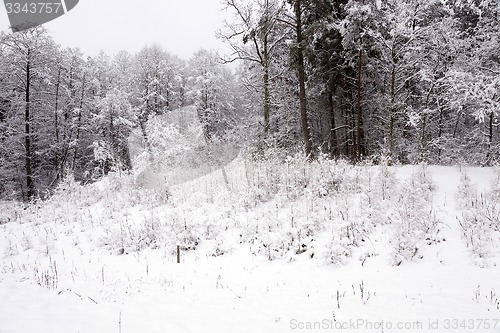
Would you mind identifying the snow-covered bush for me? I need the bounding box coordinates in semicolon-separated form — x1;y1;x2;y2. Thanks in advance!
456;171;477;210
390;165;439;266
237;155;397;264
323;238;352;266
456;169;500;263
35;226;58;256
241;153;346;207
3;236;19;257
3;151;468;268
0;200;22;225
488;166;500;232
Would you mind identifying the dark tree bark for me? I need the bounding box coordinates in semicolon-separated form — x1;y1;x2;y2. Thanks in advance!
263;52;271;134
294;0;313;158
485;111;494;166
388;52;397;160
262;0;271;134
24;56;34;198
356;48;366;161
52;65;62;183
328;91;338;158
72;73;86;172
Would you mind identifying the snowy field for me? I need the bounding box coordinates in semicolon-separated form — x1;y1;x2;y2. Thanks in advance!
1;161;499;333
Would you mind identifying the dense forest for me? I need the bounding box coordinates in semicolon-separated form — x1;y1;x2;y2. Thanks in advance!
0;0;498;200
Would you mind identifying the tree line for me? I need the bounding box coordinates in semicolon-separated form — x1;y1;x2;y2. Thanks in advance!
220;0;498;164
0;28;238;200
0;0;498;200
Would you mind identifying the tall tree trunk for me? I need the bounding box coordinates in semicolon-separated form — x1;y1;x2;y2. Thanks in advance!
53;66;62;182
72;73;86;172
263;61;271;135
328;91;338;158
356;48;366;161
485;111;494;166
25;59;34;198
54;66;61;144
107;108;115;175
420;83;436;163
452;111;462;139
436;104;444;162
294;0;313;158
388;54;396;161
342;96;350;157
349;93;357;162
140;121;153;157
263;1;271;135
339;76;350;158
420;115;427;163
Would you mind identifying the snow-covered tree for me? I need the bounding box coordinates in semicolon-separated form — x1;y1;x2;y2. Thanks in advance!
92;88;136;175
188;49;238;142
131;45;183;152
0;27;58;198
219;0;289;136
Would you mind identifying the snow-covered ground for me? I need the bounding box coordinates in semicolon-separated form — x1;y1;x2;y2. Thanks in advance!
1;162;499;333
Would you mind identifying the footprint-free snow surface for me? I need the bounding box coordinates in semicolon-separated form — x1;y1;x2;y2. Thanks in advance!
0;164;499;332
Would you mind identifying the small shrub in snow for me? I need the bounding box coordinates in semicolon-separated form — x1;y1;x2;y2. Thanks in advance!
301;154;344;198
125;220;159;253
456;171;477;210
3;237;19;257
37;227;57;256
487;166;500;231
0;200;21;225
458;208;494;260
178;228;201;252
241;154;346;207
248;228;285;261
323;238;352;266
391;227;422;266
375;155;398;202
456;170;500;261
207;233;236;257
390;165;439;265
21;232;32;251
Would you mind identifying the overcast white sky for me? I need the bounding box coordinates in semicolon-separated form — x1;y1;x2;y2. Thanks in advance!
0;0;232;59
